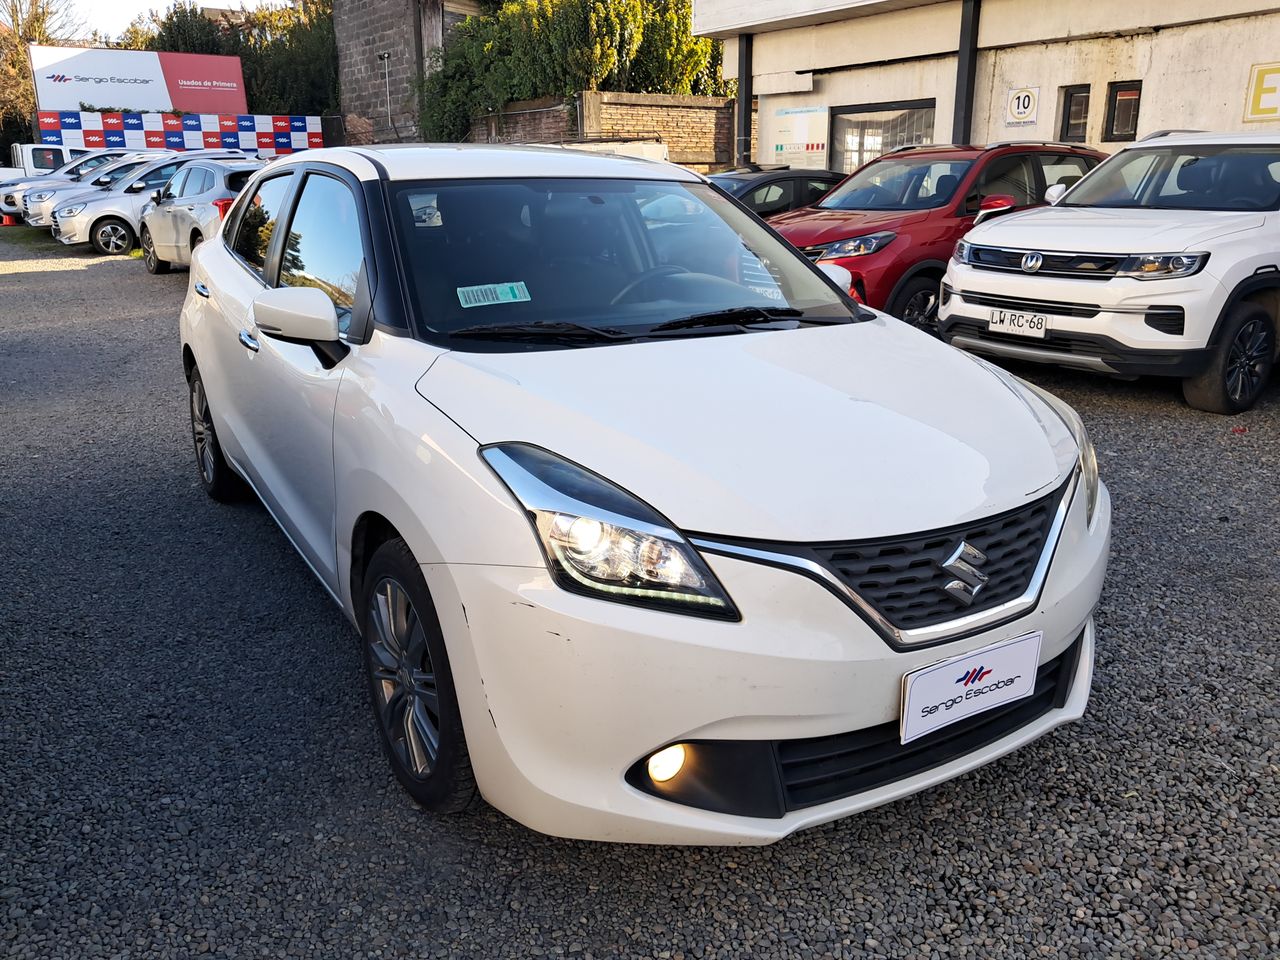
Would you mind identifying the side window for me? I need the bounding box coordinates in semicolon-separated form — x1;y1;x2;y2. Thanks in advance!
805;178;836;205
746;179;794;216
1038;155;1093;195
140;161;182;189
231;175;292;277
278;174;364;334
164;169;190;198
181;167;213;197
975;154;1037;207
32;148;61;171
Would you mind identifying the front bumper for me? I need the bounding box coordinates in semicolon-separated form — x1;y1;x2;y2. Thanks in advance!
804;250;899;308
425;481;1110;844
51;211;90;245
939;262;1225;377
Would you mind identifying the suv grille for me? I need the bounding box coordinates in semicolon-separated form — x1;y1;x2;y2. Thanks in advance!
776;631;1083;810
956;290;1100;319
811;480;1067;631
20;194;30;217
969;245;1125;280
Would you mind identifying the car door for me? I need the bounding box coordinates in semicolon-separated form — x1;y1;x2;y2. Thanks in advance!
212;168;363;590
125;159;185;227
149;167;189;258
170;165;214;260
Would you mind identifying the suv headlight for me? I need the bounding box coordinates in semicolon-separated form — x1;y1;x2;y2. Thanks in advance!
953;239;971;263
57;203;86;217
819;231;896;259
482;443;739;619
1018;380;1100;525
29;190;53;202
1115;252;1208;280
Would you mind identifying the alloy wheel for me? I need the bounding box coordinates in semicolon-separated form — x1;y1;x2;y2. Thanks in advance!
903;289;938;329
1225;317;1273;403
98;223;128;254
189;378;216;484
141;230;156;269
367;577;442;779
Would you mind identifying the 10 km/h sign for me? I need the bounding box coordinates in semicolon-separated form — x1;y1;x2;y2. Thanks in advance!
1005;86;1040;126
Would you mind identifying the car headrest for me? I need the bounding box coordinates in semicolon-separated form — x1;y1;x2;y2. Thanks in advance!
1176;157;1219;193
934;174;959;199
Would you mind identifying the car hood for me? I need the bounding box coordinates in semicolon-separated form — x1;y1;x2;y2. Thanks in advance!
770;207;931;248
969;206;1265;252
40;185;105;206
4;175;73;192
418;318;1078;541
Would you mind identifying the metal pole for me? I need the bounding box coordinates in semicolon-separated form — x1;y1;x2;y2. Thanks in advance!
735;33;753;167
952;0;981;144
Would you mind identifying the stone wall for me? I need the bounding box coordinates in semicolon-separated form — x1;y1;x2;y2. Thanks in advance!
471;97;579;145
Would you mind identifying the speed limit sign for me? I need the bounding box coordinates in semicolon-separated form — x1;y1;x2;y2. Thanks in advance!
1005;86;1039;126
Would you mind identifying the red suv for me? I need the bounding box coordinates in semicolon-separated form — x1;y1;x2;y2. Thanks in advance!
770;142;1108;326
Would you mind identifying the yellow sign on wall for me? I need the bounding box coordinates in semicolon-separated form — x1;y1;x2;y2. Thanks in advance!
1245;62;1280;122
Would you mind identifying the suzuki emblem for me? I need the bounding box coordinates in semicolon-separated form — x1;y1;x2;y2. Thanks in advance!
940;540;990;606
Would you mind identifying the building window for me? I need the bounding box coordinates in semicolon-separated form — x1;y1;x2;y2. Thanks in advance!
1104;81;1142;142
829;99;936;174
1059;85;1090;142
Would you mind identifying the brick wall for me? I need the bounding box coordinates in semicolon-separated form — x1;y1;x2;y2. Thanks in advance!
334;0;421;142
471;97;579;144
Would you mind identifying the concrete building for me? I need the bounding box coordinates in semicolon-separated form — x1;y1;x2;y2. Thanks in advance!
333;0;479;142
695;0;1280;171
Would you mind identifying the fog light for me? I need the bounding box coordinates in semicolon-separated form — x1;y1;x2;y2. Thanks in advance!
646;744;686;783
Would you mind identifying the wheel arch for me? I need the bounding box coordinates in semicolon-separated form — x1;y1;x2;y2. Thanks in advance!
349;510;406;629
1210;272;1280;356
89;213;134;250
886;258;948;310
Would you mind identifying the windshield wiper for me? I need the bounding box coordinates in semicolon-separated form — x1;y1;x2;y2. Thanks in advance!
648;305;856;334
445;320;632;342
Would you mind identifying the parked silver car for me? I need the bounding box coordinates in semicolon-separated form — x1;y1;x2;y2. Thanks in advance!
140;159;263;273
1;149;130;216
22;153;167;227
52;149;246;254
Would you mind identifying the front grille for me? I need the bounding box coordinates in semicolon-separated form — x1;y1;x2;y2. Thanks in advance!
957;289;1100;319
969;245;1125;280
776;631;1083;810
811;481;1066;631
20;195;30;217
946;319;1111;359
2;193;13;205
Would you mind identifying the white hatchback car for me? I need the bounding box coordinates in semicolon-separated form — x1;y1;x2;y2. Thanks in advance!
180;145;1111;844
941;133;1280;413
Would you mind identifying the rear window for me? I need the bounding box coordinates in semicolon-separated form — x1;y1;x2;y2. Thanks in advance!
226;171;254;194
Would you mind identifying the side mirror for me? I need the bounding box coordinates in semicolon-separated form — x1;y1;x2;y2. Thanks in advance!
152;189;164;205
126;180;147;193
1044;183;1067;206
252;287;339;343
974;193;1016;225
817;261;854;295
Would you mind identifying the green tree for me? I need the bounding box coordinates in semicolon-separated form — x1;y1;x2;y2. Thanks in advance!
146;1;225;54
632;0;712;96
0;0;85;155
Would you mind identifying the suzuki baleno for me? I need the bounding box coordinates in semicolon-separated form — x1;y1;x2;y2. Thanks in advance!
179;145;1111;844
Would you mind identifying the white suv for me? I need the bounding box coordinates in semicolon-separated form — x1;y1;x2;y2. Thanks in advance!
940;133;1280;413
180;145;1110;844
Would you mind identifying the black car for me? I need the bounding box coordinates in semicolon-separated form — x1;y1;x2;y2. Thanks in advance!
709;164;844;217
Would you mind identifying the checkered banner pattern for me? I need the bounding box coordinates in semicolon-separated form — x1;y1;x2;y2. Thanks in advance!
35;112;325;156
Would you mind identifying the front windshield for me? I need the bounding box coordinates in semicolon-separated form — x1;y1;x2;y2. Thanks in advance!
1062;145;1280;211
819;157;972;211
391;178;855;347
86;160;144;186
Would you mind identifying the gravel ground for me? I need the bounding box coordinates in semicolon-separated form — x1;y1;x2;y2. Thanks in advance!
1;232;1277;959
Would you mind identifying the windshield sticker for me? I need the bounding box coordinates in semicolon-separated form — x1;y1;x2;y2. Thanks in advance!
457;282;531;309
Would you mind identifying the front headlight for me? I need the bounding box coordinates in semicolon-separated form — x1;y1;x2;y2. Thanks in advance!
29;191;53;202
1019;380;1100;525
482;443;739;619
1115;252;1208;280
819;231;896;259
953;239;971;263
57;203;86;217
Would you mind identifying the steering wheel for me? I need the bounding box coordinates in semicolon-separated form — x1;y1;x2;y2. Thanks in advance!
610;265;690;305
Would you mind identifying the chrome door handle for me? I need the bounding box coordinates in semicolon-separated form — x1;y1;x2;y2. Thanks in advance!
238;329;260;352
194;281;210;298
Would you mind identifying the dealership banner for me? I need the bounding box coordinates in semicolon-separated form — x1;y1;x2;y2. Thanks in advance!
35;112;324;155
29;45;248;114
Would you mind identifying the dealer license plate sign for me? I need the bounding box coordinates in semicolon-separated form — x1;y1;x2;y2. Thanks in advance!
988;309;1049;338
900;631;1043;744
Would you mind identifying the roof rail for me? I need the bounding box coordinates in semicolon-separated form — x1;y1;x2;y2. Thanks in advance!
1140;128;1207;141
883;143;972;155
982;140;1094;150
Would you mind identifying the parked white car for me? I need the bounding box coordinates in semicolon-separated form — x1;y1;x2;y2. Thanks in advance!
52;150;245;254
180;145;1110;844
1;148;129;216
140;159;263;272
940;132;1280;413
22;152;167;227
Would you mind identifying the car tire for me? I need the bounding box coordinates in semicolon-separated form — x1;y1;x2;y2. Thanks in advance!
888;275;942;332
1182;303;1275;414
141;226;170;274
187;365;243;502
91;217;134;255
361;538;478;815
